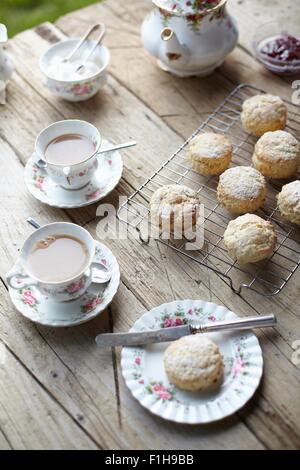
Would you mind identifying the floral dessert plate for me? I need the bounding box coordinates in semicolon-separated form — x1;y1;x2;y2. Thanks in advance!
8;241;120;327
24;139;123;208
121;299;263;424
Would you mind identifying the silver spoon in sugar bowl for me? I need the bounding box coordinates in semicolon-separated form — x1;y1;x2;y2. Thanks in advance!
35;140;136;170
61;23;105;67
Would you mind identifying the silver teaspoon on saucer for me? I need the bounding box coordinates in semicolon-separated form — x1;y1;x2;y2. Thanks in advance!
26;217;111;284
95;314;277;348
35;140;136;170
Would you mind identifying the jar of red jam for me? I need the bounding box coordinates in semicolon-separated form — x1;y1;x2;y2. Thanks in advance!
253;20;300;75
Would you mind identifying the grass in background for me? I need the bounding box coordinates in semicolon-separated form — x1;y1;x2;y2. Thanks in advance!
0;0;100;37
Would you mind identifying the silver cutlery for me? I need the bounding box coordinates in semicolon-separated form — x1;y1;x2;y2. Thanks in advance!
35;140;136;170
95;314;277;348
26;217;111;284
62;23;105;67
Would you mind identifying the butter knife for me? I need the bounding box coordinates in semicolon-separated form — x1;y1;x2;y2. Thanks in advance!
95;314;276;348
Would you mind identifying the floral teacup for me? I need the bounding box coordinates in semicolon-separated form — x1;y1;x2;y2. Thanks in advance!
6;222;108;302
35;119;101;190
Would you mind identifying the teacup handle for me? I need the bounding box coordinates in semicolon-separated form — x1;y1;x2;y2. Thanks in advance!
85;261;111;284
6;271;38;290
63;166;72;186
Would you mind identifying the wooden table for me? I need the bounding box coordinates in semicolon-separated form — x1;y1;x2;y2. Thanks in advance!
0;0;299;450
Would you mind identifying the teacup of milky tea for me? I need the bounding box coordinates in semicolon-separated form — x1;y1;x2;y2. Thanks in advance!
6;222;102;302
35;119;101;190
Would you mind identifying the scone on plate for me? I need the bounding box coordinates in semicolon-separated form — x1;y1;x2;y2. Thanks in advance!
164;335;224;392
217;166;267;214
186;132;232;176
150;184;200;235
252;130;300;179
223;213;277;264
277;180;300;225
241;94;287;136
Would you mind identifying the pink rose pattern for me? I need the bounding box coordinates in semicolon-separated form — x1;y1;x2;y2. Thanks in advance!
81;295;102;314
147;382;175;402
231;339;250;378
159;0;225;31
71;83;92;96
86;188;101;201
19;288;39;310
32;166;46;193
160;305;204;328
67;279;85;294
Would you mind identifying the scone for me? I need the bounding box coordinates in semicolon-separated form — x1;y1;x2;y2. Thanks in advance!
150;184;200;234
164;335;224;392
217;166;267;214
241;94;287;136
223;214;277;264
277;180;300;225
252;130;300;179
186;132;232;176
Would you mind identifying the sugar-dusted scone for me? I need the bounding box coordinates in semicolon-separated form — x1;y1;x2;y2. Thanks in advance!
186;132;232;176
241;94;287;136
217;166;267;214
252;130;300;179
150;184;200;234
223;214;277;264
277;180;300;225
164;335;224;392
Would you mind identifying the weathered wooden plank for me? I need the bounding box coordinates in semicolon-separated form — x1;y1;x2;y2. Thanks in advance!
0;432;11;450
83;215;300;447
0;128;265;449
0;269;265;449
0;342;96;450
0;0;298;450
55;2;300;336
7;20;300;327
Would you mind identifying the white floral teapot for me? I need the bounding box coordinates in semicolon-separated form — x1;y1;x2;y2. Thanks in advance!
0;24;13;104
141;0;238;77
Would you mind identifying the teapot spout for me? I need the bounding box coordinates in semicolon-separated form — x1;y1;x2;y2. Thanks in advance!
160;28;188;64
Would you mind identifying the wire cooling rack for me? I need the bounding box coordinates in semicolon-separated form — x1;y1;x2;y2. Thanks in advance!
117;84;300;296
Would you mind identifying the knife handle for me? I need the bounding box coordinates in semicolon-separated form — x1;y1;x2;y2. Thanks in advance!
190;314;277;334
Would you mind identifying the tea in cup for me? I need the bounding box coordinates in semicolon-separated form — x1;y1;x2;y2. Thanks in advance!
6;222;106;302
35;120;101;189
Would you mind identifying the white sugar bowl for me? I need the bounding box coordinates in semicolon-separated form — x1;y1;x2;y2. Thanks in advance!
40;39;110;102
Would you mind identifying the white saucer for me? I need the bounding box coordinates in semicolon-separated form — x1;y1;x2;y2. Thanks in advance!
121;299;263;424
8;241;120;327
24;139;123;208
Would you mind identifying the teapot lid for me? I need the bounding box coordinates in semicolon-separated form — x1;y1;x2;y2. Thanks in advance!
153;0;224;15
0;24;8;44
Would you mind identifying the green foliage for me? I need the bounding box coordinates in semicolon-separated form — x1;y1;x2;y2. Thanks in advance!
0;0;100;36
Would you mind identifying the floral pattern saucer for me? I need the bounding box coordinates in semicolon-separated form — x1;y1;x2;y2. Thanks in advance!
121;299;263;424
24;139;123;208
8;241;120;327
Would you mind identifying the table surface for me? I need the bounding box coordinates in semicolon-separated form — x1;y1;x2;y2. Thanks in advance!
0;0;299;450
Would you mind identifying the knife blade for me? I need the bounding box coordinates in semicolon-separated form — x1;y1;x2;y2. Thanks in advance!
95;314;276;348
96;325;191;347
